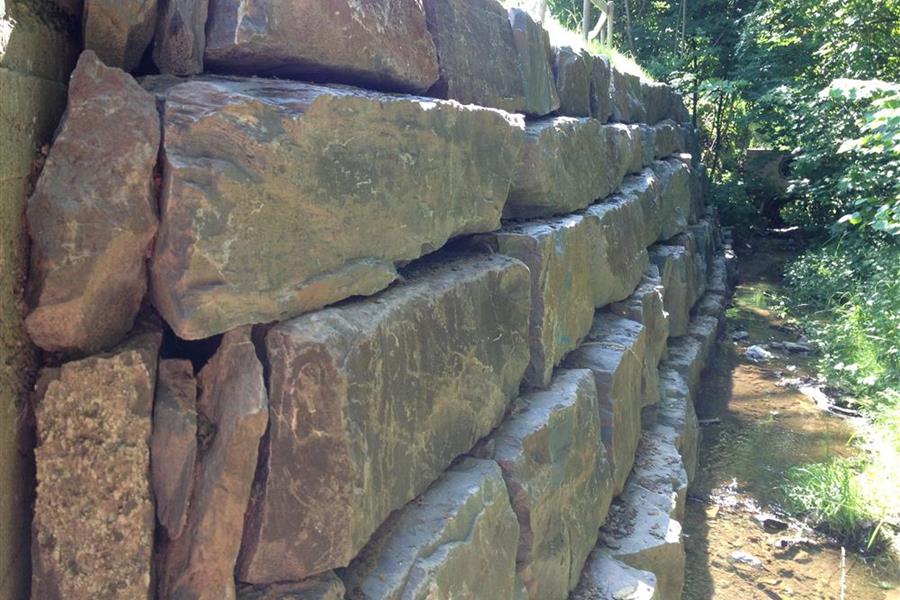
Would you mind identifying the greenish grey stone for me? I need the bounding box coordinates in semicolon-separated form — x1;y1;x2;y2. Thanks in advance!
572;551;660;600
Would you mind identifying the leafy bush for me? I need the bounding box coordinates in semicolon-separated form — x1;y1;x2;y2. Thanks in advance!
711;177;758;233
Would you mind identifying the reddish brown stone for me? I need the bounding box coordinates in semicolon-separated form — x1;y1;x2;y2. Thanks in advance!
83;0;158;71
151;358;197;540
158;327;268;600
31;330;161;599
206;0;438;92
25;51;160;355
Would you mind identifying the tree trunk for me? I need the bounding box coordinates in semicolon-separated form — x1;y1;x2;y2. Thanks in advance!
625;0;634;52
537;0;548;22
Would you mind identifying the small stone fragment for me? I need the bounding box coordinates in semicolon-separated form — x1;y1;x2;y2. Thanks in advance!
151;358;197;540
83;0;158;71
158;327;268;600
25;51;160;354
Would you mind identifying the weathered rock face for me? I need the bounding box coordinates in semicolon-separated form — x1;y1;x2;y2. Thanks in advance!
641;81;675;125
584;193;650;310
424;0;526;112
238;255;531;583
505;117;606;218
553;46;593;117
590;54;613;123
653;120;682;159
628;425;689;522
238;574;346;600
657;368;700;483
564;315;647;494
31;331;161;599
508;8;560;116
153;0;208;76
146;76;524;340
158;328;268;600
668;232;707;310
652;159;692;242
573;551;660;600
639;124;658;167
469;217;595;389
649;245;691;338
617;171;662;248
611;67;646;124
151;358;198;541
83;0;158;71
661;336;705;393
687;315;720;370
25;51;160;354
342;458;520;600
603;124;643;193
486;369;610;600
205;0;439;92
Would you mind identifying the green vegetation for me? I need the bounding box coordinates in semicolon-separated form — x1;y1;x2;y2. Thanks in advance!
541;0;900;556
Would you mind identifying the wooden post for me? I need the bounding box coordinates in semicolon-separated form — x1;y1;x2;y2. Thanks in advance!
607;2;615;46
583;0;592;41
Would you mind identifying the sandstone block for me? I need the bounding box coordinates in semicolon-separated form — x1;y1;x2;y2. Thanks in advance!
603;124;643;191
424;0;526;112
31;331;161;599
146;76;524;340
26;51;160;354
573;552;660;600
84;0;158;71
708;255;730;295
509;8;560;116
468;216;595;389
564;315;646;494
641;81;675;125
628;425;689;522
668;232;707;309
151;358;197;540
590;54;613;123
611;67;645;124
206;0;438;92
657;368;700;483
651;159;692;241
617;171;663;247
343;458;519;600
661;336;705;394
153;0;208;76
584;192;650;310
650;246;692;338
238;255;531;582
505;117;607;218
485;369;610;600
158;328;268;600
639;125;657;167
238;574;345;600
553;46;592;116
695;292;727;320
687;315;721;368
653;120;682;159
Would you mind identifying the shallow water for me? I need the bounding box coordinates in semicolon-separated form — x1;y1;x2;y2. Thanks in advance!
682;236;899;600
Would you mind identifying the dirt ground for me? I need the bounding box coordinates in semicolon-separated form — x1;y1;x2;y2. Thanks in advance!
682;236;900;600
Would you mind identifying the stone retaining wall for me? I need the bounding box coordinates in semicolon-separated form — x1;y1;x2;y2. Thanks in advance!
14;2;735;599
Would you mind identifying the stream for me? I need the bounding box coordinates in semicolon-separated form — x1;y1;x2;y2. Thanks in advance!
682;236;899;600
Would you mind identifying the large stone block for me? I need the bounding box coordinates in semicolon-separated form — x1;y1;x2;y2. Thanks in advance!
553;46;592;117
31;330;161;599
238;255;531;582
424;0;526;112
146;75;524;340
573;552;660;600
484;369;610;600
617;170;663;247
656;368;700;483
687;315;721;368
509;8;560;117
610;67;645;124
84;0;158;71
151;358;197;541
26;52;160;354
649;246;691;338
239;574;345;600
651;159;692;242
603;124;643;191
206;0;439;92
642;81;675;125
505;117;607;219
564;314;646;494
342;458;519;600
668;232;707;309
628;425;689;522
639;124;658;167
584;193;649;310
158;328;268;600
590;54;613;123
661;336;705;394
153;0;208;76
653;120;683;159
468;216;595;389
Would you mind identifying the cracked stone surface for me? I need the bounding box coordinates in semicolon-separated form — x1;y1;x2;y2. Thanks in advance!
144;75;524;339
206;0;439;92
484;369;610;600
238;254;531;582
31;330;161;599
342;458;519;599
564;314;647;494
